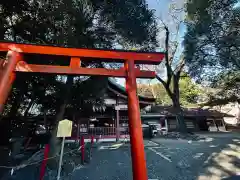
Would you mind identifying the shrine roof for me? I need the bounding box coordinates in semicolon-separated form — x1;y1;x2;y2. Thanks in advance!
147;105;235;118
107;78;155;104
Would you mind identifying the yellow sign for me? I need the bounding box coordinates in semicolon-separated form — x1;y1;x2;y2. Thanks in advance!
57;119;73;137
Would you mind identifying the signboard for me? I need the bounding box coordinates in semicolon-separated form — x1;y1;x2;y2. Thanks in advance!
115;106;120;110
115;104;128;110
57;119;73;137
56;119;72;180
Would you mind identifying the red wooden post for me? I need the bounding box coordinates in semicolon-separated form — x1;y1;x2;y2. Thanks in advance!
39;144;50;180
91;135;94;145
116;109;120;141
80;136;85;164
125;60;148;180
0;50;21;113
77;120;80;141
116;95;120;141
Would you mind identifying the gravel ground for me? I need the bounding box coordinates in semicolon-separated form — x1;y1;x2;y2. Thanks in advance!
2;132;240;180
72;132;240;180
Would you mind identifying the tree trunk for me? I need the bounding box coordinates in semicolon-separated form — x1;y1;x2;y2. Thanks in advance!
172;75;187;133
237;102;240;125
172;96;187;133
48;75;74;168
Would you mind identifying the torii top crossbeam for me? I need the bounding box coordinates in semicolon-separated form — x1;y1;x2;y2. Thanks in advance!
0;42;163;64
0;42;165;180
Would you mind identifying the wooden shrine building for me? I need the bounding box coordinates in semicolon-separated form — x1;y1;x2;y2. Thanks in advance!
78;78;156;139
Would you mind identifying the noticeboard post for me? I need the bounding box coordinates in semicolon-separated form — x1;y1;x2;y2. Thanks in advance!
56;119;73;180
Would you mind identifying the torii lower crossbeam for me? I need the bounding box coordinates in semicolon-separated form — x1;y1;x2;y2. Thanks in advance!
0;42;165;180
15;61;156;78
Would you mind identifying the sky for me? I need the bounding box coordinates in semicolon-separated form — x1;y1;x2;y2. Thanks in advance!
234;1;240;8
115;0;187;87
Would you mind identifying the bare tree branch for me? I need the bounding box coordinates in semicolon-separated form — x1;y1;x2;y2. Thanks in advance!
174;57;185;74
164;26;174;88
156;74;166;86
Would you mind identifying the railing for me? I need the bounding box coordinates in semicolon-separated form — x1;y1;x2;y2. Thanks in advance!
88;127;116;136
79;127;129;138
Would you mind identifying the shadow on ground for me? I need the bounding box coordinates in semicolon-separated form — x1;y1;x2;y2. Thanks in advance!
222;175;240;180
195;136;240;180
149;132;240;180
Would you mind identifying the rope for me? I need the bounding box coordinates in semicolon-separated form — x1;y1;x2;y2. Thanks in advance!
0;134;128;169
0;145;83;170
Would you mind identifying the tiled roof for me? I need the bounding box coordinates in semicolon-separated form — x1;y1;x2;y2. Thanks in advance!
107;78;155;104
149;105;234;117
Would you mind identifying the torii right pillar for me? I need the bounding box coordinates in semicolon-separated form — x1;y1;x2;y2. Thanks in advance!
125;60;148;180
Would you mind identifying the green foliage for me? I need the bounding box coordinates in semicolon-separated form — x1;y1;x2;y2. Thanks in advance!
0;0;157;49
138;73;203;107
178;73;203;106
138;83;172;105
184;0;240;80
204;70;240;106
151;84;172;105
184;0;240;106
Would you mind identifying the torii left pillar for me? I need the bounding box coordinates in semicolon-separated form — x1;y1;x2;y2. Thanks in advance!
0;49;21;113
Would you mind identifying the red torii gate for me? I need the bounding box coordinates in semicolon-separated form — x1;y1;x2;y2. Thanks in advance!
0;42;164;180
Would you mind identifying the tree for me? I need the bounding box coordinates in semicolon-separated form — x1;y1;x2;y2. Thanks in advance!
153;0;188;132
202;71;240;106
199;70;240;125
0;0;157;49
184;0;240;80
184;0;240;108
124;0;191;132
